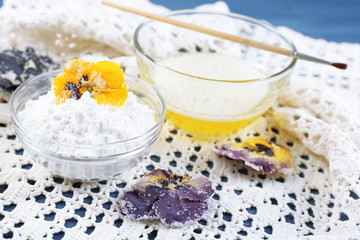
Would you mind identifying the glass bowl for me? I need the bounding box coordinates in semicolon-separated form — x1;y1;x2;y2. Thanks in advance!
134;10;297;138
10;71;166;180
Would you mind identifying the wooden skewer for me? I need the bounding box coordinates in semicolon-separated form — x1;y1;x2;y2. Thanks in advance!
102;0;347;70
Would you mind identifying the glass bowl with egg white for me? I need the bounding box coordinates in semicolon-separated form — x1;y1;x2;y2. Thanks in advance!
134;10;297;138
10;69;166;180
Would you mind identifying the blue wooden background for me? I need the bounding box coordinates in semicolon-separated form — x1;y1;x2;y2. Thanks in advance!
149;0;360;43
0;0;359;43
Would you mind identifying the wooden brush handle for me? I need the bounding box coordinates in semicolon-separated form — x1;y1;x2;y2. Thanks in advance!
102;1;347;69
102;0;291;56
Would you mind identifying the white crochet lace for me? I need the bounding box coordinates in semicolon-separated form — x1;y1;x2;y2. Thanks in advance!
0;0;359;239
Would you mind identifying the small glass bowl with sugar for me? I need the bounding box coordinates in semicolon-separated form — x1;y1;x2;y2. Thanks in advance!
134;10;297;138
10;70;166;180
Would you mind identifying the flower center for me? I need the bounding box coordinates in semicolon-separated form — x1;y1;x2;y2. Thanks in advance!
82;75;89;82
80;75;97;96
156;174;189;190
255;143;275;157
65;82;82;100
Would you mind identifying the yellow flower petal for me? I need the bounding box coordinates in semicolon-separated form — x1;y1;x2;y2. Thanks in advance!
245;137;293;167
52;73;78;104
95;61;125;89
94;61;128;106
64;59;97;80
93;88;128;107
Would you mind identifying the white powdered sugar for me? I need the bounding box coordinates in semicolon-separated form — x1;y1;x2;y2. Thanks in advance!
18;91;156;154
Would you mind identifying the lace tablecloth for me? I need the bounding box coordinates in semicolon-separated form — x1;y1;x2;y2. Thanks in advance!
0;0;359;239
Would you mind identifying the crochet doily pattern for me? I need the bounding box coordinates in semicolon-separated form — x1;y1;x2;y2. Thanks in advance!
0;0;359;239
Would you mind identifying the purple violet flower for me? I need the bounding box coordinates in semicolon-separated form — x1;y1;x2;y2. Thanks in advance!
212;137;293;173
120;169;214;227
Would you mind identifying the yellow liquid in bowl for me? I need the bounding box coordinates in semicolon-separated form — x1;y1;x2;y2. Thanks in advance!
138;52;277;138
166;109;258;137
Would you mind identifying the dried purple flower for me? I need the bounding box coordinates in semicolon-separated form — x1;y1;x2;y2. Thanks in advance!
120;169;214;227
212;137;293;173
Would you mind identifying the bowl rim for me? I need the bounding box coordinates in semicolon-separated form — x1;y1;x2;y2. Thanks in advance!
10;70;166;154
134;10;297;83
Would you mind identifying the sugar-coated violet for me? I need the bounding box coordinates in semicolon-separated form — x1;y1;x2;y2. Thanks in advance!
120;169;214;227
212;137;293;173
